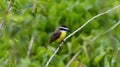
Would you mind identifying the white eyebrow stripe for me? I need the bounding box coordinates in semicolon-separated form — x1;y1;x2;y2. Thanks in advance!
59;27;68;30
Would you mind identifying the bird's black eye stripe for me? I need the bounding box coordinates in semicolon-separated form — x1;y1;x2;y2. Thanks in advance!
59;28;68;31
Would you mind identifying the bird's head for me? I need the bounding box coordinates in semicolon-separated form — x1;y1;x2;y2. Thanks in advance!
59;26;70;32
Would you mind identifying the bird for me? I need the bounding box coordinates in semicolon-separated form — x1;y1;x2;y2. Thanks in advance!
48;26;70;44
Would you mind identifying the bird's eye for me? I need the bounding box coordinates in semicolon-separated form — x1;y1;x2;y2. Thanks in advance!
60;28;64;30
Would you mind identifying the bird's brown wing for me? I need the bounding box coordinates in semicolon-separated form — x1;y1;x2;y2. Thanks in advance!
49;30;61;44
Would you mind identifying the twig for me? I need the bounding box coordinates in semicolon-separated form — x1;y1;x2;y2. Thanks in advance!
45;42;64;67
66;49;83;67
6;0;12;14
27;34;34;58
65;21;120;67
27;0;37;58
45;5;120;67
91;21;120;41
102;21;120;35
0;20;5;36
0;22;4;29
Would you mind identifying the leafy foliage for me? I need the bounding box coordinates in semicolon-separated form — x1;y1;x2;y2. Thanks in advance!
0;0;120;67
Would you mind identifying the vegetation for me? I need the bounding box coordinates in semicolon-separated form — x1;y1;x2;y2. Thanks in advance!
0;0;120;67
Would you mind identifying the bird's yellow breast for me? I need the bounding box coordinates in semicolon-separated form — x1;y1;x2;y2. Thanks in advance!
56;31;66;42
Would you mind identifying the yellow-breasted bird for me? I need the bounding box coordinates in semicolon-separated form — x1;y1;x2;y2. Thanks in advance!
48;26;70;44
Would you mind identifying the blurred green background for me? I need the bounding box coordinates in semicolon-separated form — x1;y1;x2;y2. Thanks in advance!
0;0;120;67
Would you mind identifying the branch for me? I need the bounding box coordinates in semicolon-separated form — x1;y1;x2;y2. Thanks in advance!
45;5;120;67
66;21;120;67
27;34;35;58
